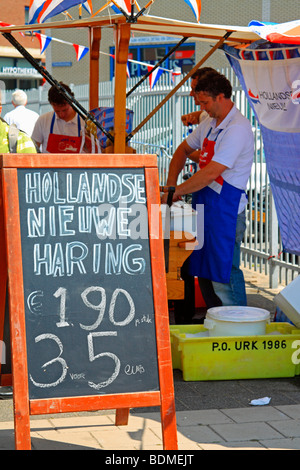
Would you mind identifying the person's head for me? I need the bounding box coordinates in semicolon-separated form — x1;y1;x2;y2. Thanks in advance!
190;67;219;106
48;82;76;122
12;89;27;107
194;72;233;120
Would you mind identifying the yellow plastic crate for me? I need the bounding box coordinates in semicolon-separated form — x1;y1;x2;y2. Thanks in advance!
170;323;300;381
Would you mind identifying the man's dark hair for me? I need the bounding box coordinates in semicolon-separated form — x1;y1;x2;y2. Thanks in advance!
195;72;232;99
191;67;218;80
48;82;74;105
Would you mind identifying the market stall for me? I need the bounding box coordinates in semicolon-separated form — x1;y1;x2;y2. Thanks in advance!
0;1;299;449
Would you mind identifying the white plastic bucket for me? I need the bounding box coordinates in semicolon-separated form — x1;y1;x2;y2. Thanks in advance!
204;306;270;337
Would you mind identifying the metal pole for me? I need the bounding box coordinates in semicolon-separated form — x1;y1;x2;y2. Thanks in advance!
2;32;114;143
269;188;279;288
126;32;232;142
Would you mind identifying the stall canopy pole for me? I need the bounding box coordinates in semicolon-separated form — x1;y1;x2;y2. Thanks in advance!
89;26;102;110
126;32;232;142
126;37;188;98
2;31;114;143
113;23;131;153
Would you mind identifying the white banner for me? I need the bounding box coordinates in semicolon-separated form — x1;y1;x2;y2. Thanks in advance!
240;57;300;133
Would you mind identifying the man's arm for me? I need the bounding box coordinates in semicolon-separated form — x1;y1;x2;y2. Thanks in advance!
174;161;228;198
166;140;195;187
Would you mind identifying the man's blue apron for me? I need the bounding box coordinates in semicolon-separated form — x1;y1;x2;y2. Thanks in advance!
188;127;244;283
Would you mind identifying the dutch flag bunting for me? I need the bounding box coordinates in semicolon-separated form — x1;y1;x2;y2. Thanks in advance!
148;66;164;90
35;33;52;54
73;43;89;61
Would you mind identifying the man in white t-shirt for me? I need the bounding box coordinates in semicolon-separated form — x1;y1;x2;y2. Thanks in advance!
4;89;39;137
162;70;254;315
32;82;85;153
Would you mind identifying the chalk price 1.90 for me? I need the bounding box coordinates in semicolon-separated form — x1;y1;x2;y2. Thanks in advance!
28;286;136;390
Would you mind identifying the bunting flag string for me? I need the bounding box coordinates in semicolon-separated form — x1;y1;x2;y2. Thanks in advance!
34;32;89;61
101;51;176;88
0;21;25;36
147;66;164;89
35;32;52;54
72;43;89;61
0;20;176;72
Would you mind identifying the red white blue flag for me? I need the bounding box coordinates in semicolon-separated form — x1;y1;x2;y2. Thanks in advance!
147;66;164;90
35;32;88;61
35;33;52;54
183;0;201;22
82;0;92;14
73;43;89;61
29;0;86;23
110;0;132;15
249;20;300;45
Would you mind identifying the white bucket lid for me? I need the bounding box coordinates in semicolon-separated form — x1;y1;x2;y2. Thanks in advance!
206;306;270;323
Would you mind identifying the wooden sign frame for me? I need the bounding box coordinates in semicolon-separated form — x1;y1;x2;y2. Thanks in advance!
0;153;177;450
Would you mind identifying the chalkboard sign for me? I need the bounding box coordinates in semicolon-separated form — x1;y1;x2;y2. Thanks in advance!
0;154;177;450
18;167;159;399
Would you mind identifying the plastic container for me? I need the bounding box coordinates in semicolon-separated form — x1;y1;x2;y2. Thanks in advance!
90;106;134;148
274;276;300;328
204;306;270;337
170;323;300;381
161;201;197;238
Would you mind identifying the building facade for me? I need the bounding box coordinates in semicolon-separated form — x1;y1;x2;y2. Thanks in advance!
3;1;300;88
0;1;44;90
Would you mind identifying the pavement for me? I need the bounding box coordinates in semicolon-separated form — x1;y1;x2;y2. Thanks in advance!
2;267;300;451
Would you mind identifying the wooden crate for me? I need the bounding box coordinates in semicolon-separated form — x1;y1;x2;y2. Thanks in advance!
166;231;197;300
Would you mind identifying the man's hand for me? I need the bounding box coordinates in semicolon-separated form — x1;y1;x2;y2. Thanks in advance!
181;111;202;126
160;187;182;205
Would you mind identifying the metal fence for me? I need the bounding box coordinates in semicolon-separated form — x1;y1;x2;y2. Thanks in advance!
2;70;299;287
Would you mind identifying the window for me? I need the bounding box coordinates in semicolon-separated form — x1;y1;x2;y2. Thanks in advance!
110;42;195;80
25;6;29;24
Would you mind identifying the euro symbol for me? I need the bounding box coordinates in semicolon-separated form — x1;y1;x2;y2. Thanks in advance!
27;290;44;315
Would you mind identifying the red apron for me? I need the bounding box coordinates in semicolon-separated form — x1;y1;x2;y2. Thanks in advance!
189;127;244;283
46;113;82;153
198;128;224;185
